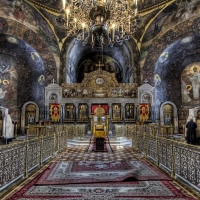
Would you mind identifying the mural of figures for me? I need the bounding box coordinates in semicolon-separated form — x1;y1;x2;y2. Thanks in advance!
65;104;75;121
164;114;172;125
12;0;26;22
140;0;200;67
28;114;35;124
25;104;36;125
0;53;18;108
181;63;200;105
78;104;88;121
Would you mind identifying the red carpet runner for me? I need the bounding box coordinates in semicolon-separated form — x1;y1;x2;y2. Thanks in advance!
87;137;113;153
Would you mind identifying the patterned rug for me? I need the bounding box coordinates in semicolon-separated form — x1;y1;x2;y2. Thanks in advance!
87;137;113;153
7;172;195;200
36;160;171;185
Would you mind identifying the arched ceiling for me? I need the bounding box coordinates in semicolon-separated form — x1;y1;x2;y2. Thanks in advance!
154;35;200;108
63;38;136;83
0;33;45;120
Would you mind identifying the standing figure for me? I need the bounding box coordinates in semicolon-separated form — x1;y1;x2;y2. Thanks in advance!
186;116;197;145
164;114;171;125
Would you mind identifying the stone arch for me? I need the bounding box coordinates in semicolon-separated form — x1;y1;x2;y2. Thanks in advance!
160;101;178;134
21;101;39;133
61;37;138;85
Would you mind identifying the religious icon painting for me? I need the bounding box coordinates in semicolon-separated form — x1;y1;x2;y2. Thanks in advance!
78;103;88;122
25;104;36;126
65;104;75;122
50;103;60;123
125;103;135;122
130;89;137;98
139;103;150;122
112;103;122;122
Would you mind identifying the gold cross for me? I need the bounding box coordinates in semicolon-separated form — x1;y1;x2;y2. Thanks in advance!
95;61;104;73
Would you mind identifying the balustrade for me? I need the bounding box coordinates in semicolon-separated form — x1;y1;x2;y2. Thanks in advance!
0;124;68;191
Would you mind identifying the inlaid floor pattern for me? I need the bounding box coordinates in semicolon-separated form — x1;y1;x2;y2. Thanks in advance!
56;145;142;162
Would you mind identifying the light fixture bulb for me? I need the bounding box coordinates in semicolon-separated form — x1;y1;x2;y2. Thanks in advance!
66;8;70;15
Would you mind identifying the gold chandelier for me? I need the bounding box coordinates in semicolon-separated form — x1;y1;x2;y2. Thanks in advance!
61;0;140;48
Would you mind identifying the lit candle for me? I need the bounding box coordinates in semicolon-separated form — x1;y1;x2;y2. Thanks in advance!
66;8;70;18
66;8;70;27
63;0;65;9
112;23;115;41
135;8;137;16
82;23;85;41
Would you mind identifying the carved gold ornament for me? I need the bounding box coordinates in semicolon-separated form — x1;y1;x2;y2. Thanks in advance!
186;85;192;91
190;65;200;74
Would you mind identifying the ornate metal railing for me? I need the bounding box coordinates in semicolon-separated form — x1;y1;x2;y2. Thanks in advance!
132;125;200;193
0;124;68;191
115;124;136;138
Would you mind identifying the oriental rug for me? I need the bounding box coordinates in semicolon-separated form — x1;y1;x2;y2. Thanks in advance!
36;160;171;185
7;172;195;200
87;137;113;153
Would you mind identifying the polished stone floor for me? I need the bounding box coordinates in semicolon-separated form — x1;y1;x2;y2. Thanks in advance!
57;145;141;162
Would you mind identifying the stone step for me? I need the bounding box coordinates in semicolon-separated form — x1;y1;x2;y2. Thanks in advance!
67;137;132;146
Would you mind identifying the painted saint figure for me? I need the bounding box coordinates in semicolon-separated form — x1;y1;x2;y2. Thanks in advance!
164;114;171;125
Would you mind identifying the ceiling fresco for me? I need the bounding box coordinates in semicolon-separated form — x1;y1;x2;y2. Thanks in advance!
140;0;200;63
154;35;200;111
0;0;60;59
0;33;45;121
62;39;136;84
0;0;199;121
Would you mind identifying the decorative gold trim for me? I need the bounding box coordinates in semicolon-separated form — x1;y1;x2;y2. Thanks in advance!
186;85;192;91
190;65;200;74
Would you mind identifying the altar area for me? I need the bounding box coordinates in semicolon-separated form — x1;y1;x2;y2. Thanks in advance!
42;68;159;138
